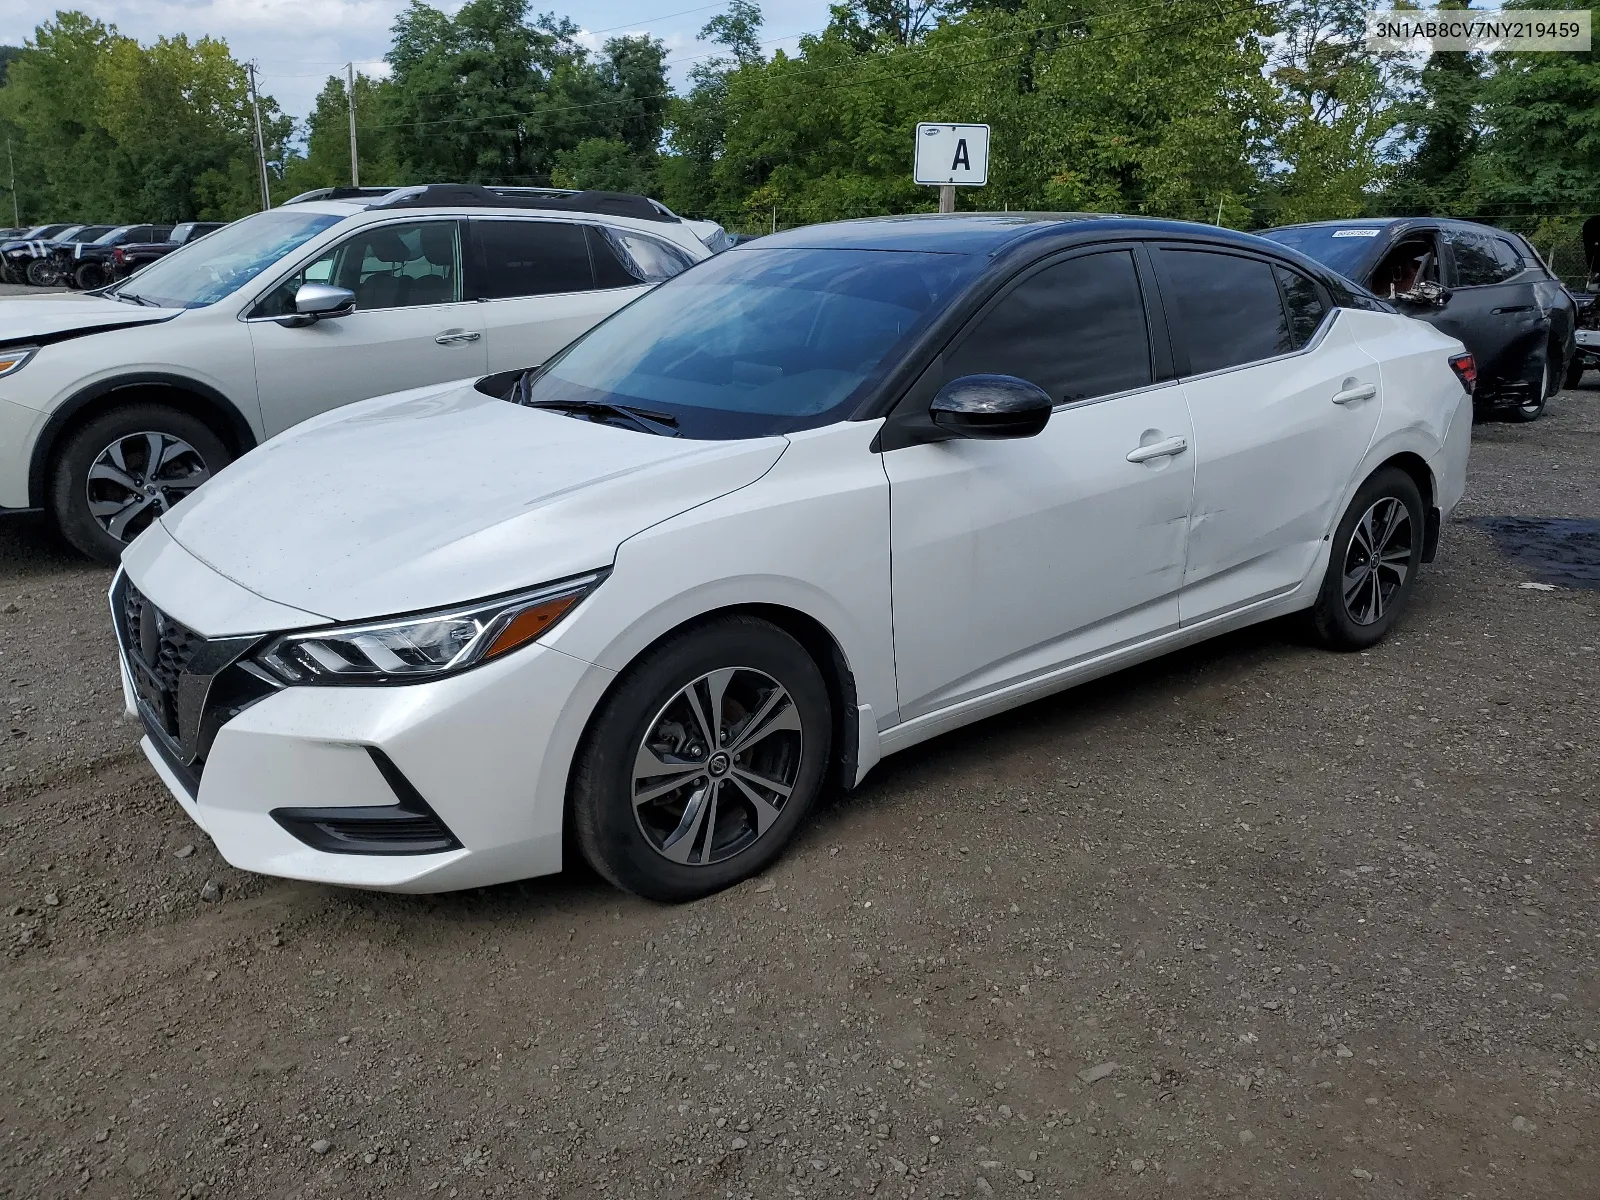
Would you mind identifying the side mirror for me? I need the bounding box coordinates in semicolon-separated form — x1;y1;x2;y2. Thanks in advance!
929;374;1053;440
1395;280;1449;307
279;282;355;327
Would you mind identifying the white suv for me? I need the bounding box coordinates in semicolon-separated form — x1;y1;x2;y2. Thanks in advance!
0;185;722;562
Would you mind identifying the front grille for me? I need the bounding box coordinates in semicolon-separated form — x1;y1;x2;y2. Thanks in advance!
112;573;274;785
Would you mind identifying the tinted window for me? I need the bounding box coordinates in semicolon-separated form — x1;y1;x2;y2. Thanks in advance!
1451;230;1518;286
1161;250;1292;374
475;220;594;299
1273;264;1328;347
252;220;461;317
1493;237;1525;274
523;247;985;438
607;228;694;282
947;250;1152;402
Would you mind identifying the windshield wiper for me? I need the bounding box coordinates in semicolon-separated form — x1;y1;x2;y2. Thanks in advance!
523;397;680;437
113;292;156;307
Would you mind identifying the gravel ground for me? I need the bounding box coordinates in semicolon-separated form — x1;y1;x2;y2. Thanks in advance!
2;381;1597;1200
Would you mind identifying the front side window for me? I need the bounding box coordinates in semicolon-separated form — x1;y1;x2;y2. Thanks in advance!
1161;249;1293;375
251;220;462;318
1273;264;1329;347
945;250;1153;403
1450;230;1519;286
109;209;343;309
1370;235;1441;300
474;220;594;299
523;247;985;438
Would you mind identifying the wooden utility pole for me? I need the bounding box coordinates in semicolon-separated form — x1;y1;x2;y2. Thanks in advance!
5;139;17;227
247;63;272;210
939;184;955;214
346;63;360;187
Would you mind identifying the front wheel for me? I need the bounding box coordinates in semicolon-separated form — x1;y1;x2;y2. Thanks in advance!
571;616;832;901
25;259;58;287
50;404;231;563
73;262;107;290
1564;354;1586;390
1309;467;1424;651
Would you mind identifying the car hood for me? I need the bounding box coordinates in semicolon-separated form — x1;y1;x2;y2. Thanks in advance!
0;295;180;343
157;381;788;622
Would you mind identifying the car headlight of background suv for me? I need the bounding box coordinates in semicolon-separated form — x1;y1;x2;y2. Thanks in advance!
255;571;607;685
0;346;39;378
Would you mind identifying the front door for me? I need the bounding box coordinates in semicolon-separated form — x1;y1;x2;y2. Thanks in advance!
884;246;1195;720
1154;247;1385;622
247;219;487;437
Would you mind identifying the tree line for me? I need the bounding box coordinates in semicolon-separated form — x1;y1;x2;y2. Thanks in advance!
2;0;1598;276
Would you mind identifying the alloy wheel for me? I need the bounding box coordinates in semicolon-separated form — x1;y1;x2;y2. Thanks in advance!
1341;496;1412;626
85;431;211;543
631;667;804;866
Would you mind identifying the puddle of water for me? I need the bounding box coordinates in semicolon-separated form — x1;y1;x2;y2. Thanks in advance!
1468;517;1600;590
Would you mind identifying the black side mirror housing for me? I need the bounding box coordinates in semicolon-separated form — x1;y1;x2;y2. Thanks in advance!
929;374;1053;440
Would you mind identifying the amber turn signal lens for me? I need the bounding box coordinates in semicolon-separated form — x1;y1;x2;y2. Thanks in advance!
484;594;584;659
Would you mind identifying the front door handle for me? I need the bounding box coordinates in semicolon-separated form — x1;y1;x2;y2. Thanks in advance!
435;329;481;345
1126;435;1188;463
1332;383;1377;405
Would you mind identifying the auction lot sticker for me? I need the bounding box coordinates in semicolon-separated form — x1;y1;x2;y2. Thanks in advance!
1366;9;1590;51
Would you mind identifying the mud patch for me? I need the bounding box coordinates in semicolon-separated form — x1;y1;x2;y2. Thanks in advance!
1469;516;1600;589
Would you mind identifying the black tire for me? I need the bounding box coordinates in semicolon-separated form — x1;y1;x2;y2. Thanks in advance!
25;259;57;287
50;404;232;564
1309;467;1424;651
1564;355;1585;390
0;261;22;285
1504;355;1550;422
571;615;832;901
72;262;106;290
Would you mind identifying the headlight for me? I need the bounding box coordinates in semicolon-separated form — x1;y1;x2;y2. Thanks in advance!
255;571;606;685
0;346;38;378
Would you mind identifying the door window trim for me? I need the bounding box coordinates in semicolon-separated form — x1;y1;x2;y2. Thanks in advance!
238;217;468;323
1149;242;1338;383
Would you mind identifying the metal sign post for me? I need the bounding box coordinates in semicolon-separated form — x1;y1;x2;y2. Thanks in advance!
914;122;990;213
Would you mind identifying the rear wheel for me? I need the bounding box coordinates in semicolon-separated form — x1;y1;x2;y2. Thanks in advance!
571;616;832;901
1505;355;1550;422
1309;467;1424;651
50;404;231;563
73;262;107;290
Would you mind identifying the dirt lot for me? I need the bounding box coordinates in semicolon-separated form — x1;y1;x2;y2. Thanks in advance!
2;382;1597;1200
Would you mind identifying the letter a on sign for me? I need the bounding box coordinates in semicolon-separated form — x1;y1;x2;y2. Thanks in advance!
914;123;990;186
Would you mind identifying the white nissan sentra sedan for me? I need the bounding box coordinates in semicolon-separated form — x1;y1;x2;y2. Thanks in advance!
110;214;1473;900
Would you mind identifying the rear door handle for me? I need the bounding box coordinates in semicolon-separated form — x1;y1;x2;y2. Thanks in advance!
1126;435;1188;463
1332;383;1378;405
435;329;481;345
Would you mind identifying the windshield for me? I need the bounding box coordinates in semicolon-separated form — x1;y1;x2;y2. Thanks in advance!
64;226;113;243
524;247;983;438
92;226;132;245
1260;226;1386;279
111;210;342;309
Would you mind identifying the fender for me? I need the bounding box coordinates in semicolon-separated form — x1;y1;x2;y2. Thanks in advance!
27;372;259;508
1321;426;1443;559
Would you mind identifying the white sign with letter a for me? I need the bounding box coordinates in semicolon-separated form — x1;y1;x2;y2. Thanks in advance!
914;123;990;186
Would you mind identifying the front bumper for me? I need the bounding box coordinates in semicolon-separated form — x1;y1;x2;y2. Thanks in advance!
116;528;616;893
0;399;46;510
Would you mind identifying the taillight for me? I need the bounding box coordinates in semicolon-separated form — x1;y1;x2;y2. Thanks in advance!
1448;352;1477;395
112;247;124;266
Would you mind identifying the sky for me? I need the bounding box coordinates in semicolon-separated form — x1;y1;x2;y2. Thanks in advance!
2;0;834;125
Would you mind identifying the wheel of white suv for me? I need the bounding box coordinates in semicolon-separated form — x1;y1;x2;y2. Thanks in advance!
571;616;832;901
1309;467;1424;651
50;404;232;564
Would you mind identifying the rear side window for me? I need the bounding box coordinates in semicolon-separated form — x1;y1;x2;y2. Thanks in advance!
1161;249;1293;374
1450;230;1519;286
946;250;1153;403
474;220;594;299
1273;264;1329;347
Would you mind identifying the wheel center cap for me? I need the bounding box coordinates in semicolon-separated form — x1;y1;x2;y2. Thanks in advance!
707;751;731;777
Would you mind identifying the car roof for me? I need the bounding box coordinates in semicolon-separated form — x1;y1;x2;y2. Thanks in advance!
1269;216;1520;237
751;212;1306;257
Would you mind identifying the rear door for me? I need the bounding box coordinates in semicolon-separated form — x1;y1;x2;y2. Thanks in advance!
247;218;486;436
1440;227;1546;391
467;219;652;373
1158;246;1384;623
